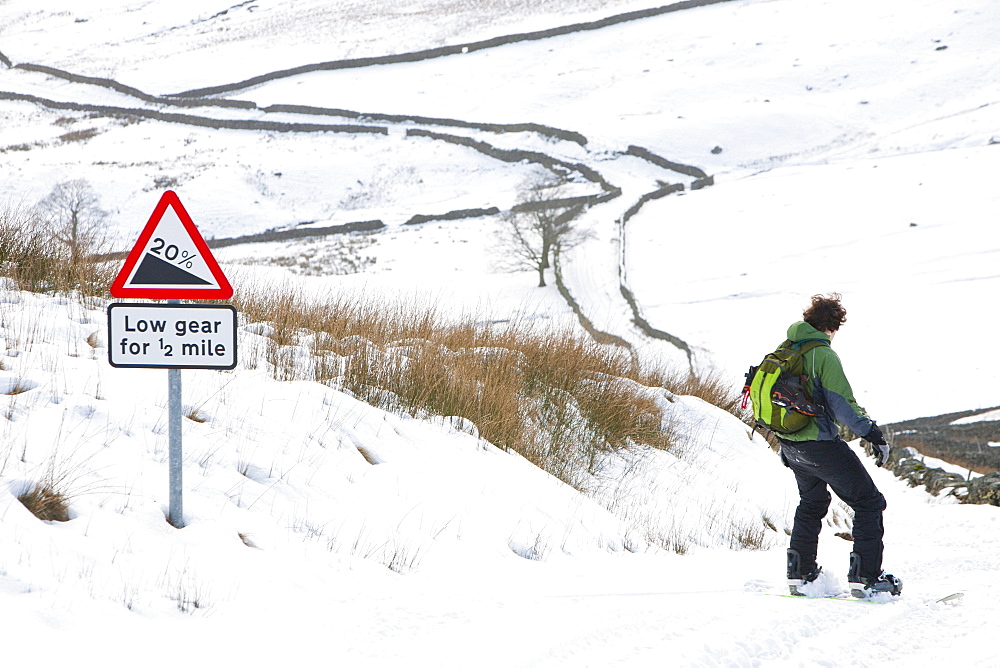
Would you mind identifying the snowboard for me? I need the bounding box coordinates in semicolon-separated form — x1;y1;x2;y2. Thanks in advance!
771;592;893;604
768;591;963;605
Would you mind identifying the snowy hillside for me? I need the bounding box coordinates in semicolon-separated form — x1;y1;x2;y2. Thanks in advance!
2;0;1000;665
2;0;997;418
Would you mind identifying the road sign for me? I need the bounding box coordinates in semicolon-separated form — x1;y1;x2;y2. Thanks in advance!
108;303;237;369
110;190;233;299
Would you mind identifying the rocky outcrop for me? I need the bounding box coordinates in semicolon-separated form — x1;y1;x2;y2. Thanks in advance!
964;473;1000;505
887;445;1000;505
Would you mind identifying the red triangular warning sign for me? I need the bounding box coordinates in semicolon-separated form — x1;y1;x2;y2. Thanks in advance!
110;191;233;299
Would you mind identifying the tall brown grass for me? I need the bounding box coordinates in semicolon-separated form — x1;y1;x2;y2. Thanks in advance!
229;281;740;488
0;203;115;295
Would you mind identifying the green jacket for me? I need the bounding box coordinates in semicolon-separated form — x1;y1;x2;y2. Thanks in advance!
779;321;875;442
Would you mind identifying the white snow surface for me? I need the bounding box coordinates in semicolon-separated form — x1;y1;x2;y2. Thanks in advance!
1;0;999;665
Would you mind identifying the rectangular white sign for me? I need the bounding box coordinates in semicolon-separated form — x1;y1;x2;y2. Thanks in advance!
108;303;238;369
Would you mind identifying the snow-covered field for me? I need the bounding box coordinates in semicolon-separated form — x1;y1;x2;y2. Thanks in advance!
1;0;999;665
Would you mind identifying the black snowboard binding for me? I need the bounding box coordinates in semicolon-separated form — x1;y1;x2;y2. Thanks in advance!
848;552;902;598
787;548;822;596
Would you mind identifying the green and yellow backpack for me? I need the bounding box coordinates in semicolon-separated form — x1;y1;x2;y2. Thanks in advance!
742;339;829;434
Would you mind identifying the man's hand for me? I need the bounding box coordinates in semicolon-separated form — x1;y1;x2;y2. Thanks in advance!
863;423;889;467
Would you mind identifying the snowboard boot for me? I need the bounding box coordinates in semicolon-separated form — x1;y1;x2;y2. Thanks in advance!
848;552;902;598
787;548;822;596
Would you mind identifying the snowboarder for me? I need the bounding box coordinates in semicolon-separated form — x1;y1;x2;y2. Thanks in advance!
778;293;903;598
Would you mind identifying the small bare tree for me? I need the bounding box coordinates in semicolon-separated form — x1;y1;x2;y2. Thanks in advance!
495;176;591;287
35;179;108;265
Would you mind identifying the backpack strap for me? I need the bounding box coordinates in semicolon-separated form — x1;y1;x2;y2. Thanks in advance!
793;339;830;379
791;338;830;350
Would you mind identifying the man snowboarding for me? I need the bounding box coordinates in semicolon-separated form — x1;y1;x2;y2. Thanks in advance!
776;293;902;598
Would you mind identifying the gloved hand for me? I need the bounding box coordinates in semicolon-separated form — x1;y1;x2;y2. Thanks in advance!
863;423;887;446
863;423;889;467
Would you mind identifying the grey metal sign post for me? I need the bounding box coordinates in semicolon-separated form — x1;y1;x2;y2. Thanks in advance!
108;302;237;528
167;337;184;527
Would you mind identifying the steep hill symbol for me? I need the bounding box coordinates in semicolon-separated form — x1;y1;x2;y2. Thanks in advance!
131;253;211;285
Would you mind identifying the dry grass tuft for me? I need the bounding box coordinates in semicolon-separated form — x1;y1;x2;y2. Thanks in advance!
58;128;100;143
18;482;72;522
642;364;743;417
5;379;32;396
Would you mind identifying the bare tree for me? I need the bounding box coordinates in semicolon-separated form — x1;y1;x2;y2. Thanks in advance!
35;179;108;265
495;176;591;287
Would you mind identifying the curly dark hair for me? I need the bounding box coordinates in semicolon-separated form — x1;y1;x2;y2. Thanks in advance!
803;293;847;332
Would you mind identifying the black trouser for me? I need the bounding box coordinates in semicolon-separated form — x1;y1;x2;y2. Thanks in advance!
780;438;887;580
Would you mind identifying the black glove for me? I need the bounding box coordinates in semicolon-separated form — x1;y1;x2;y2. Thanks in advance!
863;423;886;446
863;423;889;467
